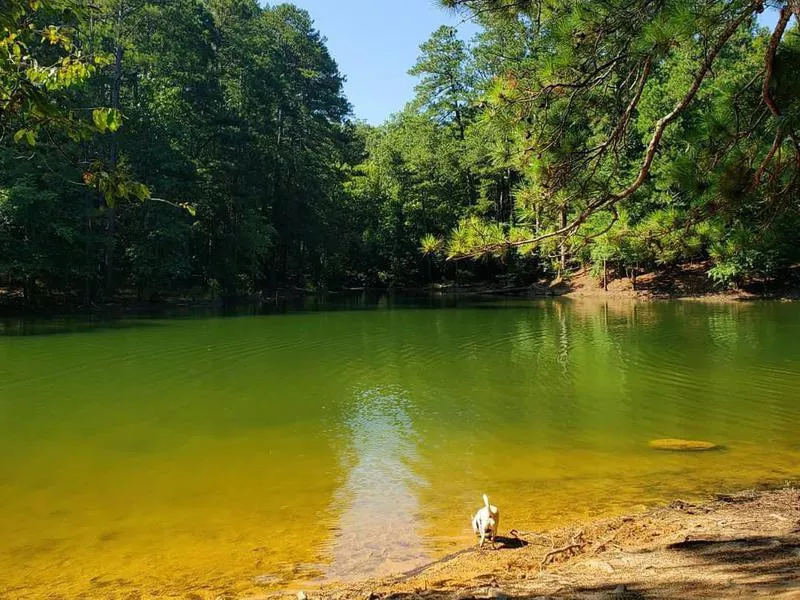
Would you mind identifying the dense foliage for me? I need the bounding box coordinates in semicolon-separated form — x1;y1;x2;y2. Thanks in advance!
1;0;354;303
426;0;800;286
1;0;799;305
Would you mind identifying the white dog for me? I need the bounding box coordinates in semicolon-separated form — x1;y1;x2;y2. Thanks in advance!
471;494;500;548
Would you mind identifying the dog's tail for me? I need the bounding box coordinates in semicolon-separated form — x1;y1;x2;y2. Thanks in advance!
483;493;490;509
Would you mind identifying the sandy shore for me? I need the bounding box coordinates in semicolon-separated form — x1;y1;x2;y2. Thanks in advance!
560;264;800;302
310;487;800;600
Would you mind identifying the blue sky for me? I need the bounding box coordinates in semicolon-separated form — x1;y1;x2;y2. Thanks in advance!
283;0;479;125
279;2;780;126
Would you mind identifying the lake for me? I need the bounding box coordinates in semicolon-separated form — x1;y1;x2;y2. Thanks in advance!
1;297;798;598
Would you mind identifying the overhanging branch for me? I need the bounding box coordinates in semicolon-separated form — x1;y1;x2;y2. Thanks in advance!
454;0;762;257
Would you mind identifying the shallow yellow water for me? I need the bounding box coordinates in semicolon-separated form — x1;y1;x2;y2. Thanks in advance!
0;298;798;598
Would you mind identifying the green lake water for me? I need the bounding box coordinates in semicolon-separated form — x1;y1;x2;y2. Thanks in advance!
1;297;799;598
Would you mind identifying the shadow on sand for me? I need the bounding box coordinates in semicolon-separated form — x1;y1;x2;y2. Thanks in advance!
381;533;800;599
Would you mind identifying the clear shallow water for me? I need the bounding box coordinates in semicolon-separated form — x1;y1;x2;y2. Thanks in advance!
1;298;799;598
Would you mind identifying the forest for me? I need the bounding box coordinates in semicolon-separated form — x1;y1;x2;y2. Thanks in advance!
2;0;799;305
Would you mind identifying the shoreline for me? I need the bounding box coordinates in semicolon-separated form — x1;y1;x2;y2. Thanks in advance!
311;486;800;600
4;486;798;599
557;265;800;303
1;263;799;315
0;280;795;318
427;263;800;303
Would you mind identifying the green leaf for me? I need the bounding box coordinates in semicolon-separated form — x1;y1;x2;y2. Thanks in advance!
91;108;122;133
106;108;122;132
130;182;150;201
92;108;108;133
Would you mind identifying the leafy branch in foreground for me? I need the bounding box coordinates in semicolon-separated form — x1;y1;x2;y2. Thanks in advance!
1;1;109;141
1;0;197;217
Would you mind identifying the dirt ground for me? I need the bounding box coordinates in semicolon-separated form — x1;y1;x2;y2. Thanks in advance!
561;263;800;301
311;488;800;600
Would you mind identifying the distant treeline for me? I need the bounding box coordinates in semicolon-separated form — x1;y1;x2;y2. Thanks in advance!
2;0;799;305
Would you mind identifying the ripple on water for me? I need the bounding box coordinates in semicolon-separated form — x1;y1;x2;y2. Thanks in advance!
1;300;799;598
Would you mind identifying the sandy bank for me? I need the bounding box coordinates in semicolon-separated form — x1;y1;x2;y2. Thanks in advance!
560;263;800;302
312;487;800;600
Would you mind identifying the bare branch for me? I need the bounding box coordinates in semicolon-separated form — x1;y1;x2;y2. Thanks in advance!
762;7;791;119
756;4;800;186
608;53;654;150
753;127;785;188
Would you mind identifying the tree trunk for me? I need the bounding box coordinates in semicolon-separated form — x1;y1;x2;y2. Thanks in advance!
104;205;116;298
84;187;94;305
559;205;568;274
507;168;514;225
104;17;123;299
23;276;33;306
454;106;477;205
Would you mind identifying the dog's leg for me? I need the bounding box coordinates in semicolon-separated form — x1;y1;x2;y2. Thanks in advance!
479;530;485;548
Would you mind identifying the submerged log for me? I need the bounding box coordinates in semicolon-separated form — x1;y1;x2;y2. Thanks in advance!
649;438;718;451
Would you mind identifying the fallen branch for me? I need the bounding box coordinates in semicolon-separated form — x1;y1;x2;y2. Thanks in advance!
510;529;554;546
591;530;622;555
539;542;588;570
395;547;473;581
540;529;587;570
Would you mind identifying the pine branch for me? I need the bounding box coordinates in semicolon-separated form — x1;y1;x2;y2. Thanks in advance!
753;127;785;187
762;6;791;120
454;0;762;256
608;52;654;151
756;3;799;186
